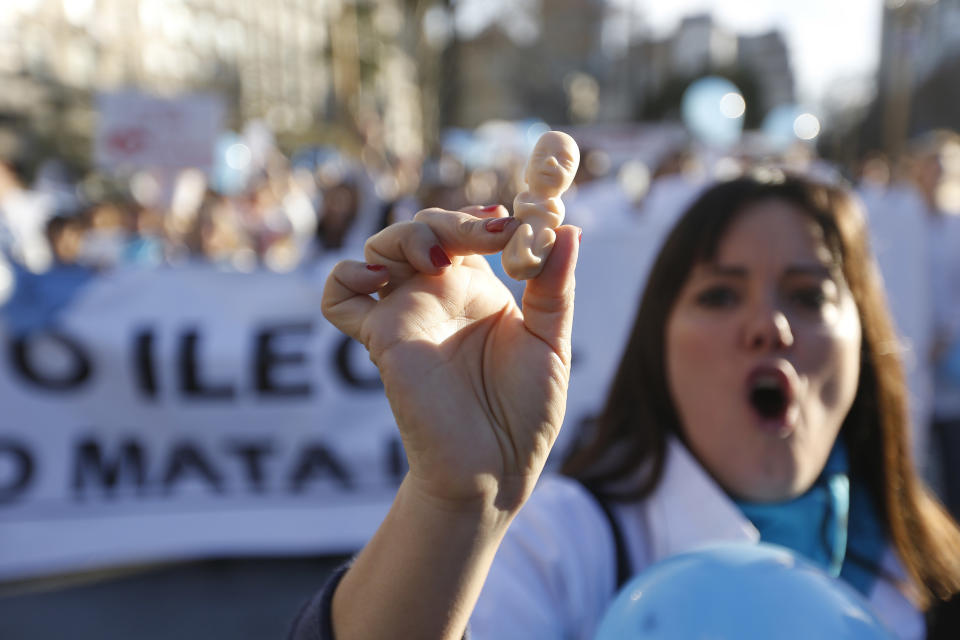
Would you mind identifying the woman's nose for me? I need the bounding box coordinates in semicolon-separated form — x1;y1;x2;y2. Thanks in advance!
743;305;794;351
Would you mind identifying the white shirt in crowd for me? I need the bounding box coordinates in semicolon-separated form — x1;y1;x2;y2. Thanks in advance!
0;187;53;272
859;183;935;471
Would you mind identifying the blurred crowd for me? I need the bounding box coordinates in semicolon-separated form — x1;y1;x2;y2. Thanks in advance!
0;125;555;280
1;124;959;282
2;125;960;488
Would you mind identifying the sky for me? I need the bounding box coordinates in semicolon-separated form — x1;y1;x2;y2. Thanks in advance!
455;0;885;112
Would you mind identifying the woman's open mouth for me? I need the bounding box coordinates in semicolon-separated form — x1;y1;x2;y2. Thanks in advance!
750;377;787;418
746;366;796;431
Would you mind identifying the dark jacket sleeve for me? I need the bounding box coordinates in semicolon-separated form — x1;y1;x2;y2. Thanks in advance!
287;562;473;640
287;564;350;640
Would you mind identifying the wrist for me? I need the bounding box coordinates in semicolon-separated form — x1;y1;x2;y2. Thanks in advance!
332;473;524;639
397;473;523;536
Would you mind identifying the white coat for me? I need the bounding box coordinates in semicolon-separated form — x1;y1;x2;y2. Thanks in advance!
470;439;925;639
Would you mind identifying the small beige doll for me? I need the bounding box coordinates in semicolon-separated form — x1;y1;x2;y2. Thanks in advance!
502;131;580;280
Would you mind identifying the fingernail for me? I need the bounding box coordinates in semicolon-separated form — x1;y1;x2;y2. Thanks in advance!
429;245;451;268
366;264;387;272
480;204;500;212
484;217;512;232
578;229;583;244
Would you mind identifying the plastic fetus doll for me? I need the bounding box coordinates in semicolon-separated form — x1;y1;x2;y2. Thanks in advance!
502;131;580;280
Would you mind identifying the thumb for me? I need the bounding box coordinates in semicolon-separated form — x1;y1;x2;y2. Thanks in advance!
520;225;580;367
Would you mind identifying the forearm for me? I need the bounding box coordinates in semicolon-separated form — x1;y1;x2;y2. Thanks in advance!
331;474;517;640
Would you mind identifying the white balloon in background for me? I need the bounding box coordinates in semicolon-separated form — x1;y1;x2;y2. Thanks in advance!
793;113;822;140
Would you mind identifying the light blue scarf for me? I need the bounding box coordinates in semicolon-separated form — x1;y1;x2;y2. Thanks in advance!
735;439;887;596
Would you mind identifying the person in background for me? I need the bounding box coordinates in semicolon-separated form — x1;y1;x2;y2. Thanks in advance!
122;204;166;268
290;173;960;640
906;134;960;523
46;213;88;267
77;201;132;270
315;181;360;253
856;150;935;482
0;157;54;273
1;213;95;334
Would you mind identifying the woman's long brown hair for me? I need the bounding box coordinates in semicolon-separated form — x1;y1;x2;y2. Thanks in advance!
562;174;960;608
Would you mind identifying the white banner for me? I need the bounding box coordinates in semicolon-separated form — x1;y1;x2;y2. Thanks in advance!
0;227;663;580
94;91;224;172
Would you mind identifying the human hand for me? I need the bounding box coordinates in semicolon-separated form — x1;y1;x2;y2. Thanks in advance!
322;206;580;514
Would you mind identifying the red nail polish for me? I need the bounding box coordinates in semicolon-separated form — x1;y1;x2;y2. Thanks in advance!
578;230;583;244
429;245;451;268
480;204;500;212
484;217;511;232
366;264;387;271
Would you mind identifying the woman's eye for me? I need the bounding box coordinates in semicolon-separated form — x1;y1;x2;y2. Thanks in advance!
790;288;829;309
696;286;739;308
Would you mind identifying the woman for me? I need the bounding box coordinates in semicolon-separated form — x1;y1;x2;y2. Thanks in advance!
292;174;960;639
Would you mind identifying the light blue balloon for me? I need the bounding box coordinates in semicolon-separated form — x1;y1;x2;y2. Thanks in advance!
681;76;744;148
211;131;249;195
762;104;804;151
594;542;895;640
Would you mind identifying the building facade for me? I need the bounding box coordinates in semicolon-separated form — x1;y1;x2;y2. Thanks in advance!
0;0;426;167
875;0;960;154
736;31;794;118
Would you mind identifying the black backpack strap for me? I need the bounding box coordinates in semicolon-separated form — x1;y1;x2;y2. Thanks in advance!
581;483;632;590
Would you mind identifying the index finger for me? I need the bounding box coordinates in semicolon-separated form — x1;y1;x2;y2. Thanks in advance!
363;208;520;279
460;204;507;219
